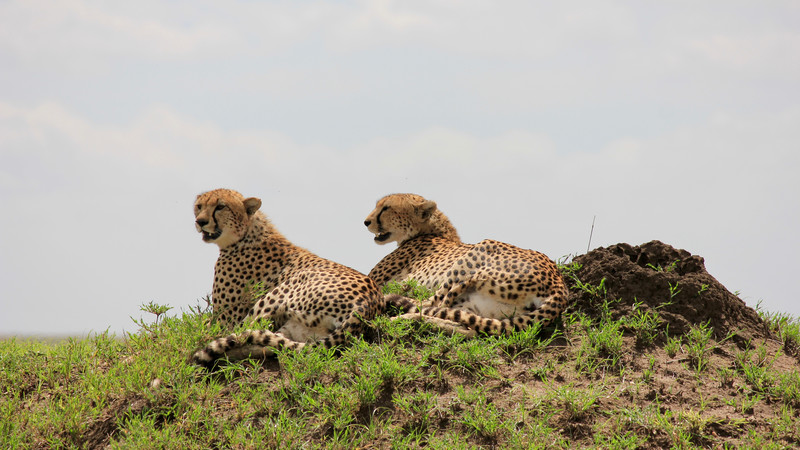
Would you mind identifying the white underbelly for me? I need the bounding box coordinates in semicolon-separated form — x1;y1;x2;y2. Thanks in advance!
457;292;545;319
277;317;339;342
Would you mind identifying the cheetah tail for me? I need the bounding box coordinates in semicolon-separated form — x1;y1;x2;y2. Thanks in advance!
419;305;561;336
384;293;421;314
190;329;304;370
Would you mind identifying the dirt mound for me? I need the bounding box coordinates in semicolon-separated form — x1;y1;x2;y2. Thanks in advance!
568;240;767;345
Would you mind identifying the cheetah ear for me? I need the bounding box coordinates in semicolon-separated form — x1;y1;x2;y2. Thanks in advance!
419;200;437;219
243;197;262;216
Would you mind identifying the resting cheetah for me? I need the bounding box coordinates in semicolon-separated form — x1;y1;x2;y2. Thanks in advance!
190;188;385;368
364;193;569;336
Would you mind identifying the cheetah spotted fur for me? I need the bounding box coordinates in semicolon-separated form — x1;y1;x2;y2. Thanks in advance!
190;189;385;368
364;193;569;336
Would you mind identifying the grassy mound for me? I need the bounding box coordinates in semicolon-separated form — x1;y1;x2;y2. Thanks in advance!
2;241;800;448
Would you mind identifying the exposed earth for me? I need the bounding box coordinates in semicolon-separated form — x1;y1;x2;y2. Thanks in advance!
569;240;767;344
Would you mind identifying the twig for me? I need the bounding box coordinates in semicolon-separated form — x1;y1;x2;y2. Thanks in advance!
587;215;596;253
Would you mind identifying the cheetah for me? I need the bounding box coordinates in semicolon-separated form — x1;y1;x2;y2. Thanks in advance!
190;188;385;368
364;193;569;336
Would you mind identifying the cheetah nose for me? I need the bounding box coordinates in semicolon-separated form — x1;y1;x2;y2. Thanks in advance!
196;219;209;227
364;220;371;227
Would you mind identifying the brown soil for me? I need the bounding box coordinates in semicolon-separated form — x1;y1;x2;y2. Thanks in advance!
569;240;767;345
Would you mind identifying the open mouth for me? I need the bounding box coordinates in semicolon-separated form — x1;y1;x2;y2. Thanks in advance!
202;229;222;241
374;232;392;243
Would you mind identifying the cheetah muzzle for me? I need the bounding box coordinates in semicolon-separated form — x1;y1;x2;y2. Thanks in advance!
196;218;222;242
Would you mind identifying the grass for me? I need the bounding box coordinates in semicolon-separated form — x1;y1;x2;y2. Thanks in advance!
2;277;800;449
758;305;800;356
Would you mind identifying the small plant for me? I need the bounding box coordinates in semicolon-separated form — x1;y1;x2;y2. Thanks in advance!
558;259;582;284
734;346;753;371
188;295;213;316
457;398;509;442
739;392;762;415
667;281;681;300
394;391;438;438
717;367;736;388
685;322;714;373
645;263;661;271
451;385;511;441
664;329;682;358
774;372;800;406
549;385;599;421
140;301;172;323
597;297;620;324
557;257;580;272
382;279;435;300
759;310;800;355
642;355;657;383
496;321;556;360
530;359;556;382
447;339;501;377
572;277;608;299
646;260;679;272
131;301;173;333
577;318;625;373
594;431;643;449
625;301;662;347
741;363;773;394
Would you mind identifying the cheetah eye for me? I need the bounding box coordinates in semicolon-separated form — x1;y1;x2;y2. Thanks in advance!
381;206;389;212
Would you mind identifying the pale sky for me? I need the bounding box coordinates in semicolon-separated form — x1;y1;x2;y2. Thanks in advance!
1;1;798;336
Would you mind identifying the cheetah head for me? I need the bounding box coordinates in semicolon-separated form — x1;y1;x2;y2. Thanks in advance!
194;189;262;249
364;193;438;246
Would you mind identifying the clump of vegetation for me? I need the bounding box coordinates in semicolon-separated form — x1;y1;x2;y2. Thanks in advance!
2;270;800;448
759;306;800;357
382;279;436;299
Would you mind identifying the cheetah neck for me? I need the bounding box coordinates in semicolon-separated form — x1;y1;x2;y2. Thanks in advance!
403;210;461;245
222;212;294;255
402;233;462;249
